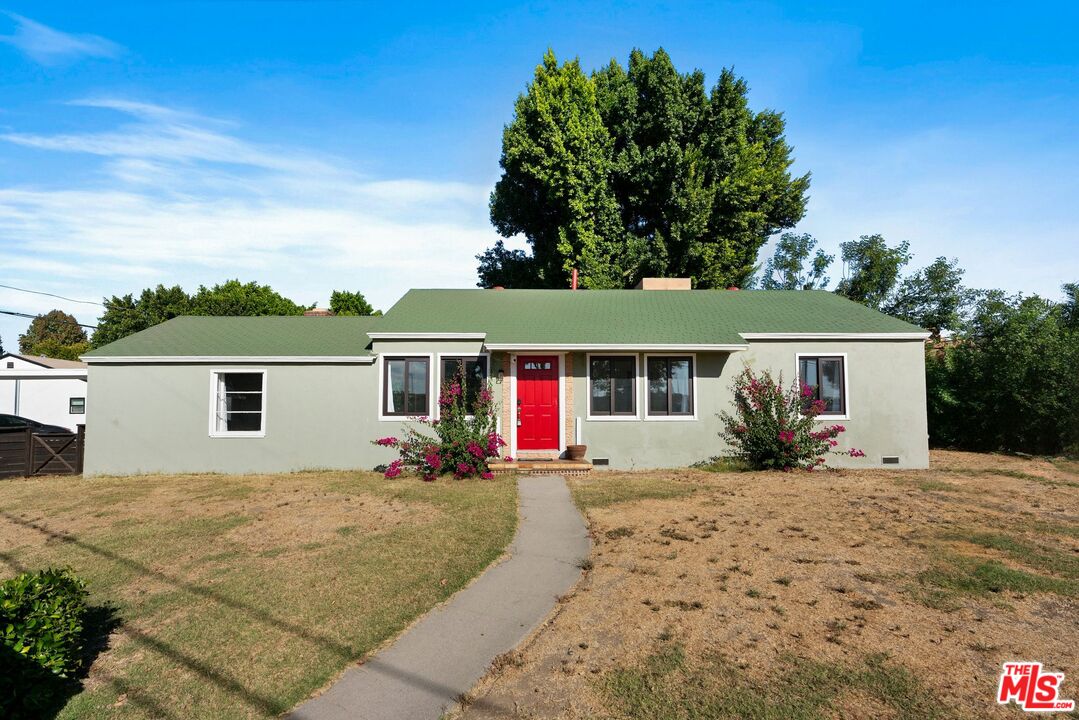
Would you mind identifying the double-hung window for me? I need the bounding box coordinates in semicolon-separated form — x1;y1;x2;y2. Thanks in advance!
69;397;86;415
440;356;488;409
211;371;265;436
646;356;694;417
589;356;636;417
384;357;430;416
798;355;846;416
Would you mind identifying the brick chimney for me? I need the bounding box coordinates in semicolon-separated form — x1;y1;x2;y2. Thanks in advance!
635;278;692;290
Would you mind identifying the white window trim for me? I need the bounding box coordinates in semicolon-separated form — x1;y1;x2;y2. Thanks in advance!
208;369;267;438
378;353;435;422
795;352;851;422
642;353;698;421
509;353;566;454
585;352;641;422
434;352;491;421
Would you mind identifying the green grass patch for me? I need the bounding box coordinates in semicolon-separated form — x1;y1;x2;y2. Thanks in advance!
913;556;1078;611
570;476;699;510
603;644;955;719
899;478;965;493
942;531;1079;579
937;465;1078;488
690;456;753;473
0;471;518;719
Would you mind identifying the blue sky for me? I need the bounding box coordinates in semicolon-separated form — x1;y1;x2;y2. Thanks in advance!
1;1;1077;345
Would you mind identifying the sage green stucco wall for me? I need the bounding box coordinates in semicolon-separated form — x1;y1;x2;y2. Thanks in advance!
571;339;928;470
84;362;398;476
84;339;504;476
85;339;926;475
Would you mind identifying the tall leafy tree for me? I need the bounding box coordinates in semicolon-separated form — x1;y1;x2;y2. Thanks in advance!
486;50;627;289
834;234;911;309
189;280;309;316
1061;282;1079;330
758;232;833;290
481;48;809;289
329;290;378;316
92;280;311;347
884;257;970;339
926;290;1078;454
476;241;538;290
92;284;191;348
19;309;87;356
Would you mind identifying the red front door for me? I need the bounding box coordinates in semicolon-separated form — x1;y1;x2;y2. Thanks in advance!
517;355;559;450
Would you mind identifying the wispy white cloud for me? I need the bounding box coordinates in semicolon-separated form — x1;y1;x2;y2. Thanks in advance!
0;98;501;341
0;12;122;65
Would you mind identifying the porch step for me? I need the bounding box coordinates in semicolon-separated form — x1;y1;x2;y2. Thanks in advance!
488;459;592;476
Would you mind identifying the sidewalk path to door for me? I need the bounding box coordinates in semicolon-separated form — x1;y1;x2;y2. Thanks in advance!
288;474;590;720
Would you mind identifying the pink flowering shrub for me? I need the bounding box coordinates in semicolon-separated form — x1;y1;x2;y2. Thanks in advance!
720;367;863;471
372;365;505;480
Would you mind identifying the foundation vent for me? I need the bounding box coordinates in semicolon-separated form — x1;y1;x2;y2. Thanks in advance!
882;456;900;465
592;458;610;466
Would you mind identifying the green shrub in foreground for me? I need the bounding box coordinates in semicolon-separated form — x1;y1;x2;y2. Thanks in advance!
0;568;89;718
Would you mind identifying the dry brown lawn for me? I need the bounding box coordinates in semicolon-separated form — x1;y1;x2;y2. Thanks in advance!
0;470;517;719
462;451;1078;720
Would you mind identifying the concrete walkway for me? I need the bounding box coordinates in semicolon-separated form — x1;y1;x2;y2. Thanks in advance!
289;475;590;720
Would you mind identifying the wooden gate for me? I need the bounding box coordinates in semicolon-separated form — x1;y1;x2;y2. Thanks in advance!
0;426;85;479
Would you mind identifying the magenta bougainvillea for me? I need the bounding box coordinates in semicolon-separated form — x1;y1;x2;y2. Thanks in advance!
373;366;505;480
720;366;864;471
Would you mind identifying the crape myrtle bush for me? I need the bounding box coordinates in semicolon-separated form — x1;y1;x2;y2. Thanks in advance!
0;569;89;718
720;367;864;471
374;366;507;480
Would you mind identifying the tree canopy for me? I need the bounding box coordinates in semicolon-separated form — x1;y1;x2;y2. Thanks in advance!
833;234;912;309
882;257;970;339
18;309;89;360
926;286;1079;455
91;280;313;347
480;48;810;290
758;233;833;290
329;290;378;316
188;280;309;317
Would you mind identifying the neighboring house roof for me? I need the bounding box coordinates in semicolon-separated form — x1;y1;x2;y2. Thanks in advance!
1;352;88;369
82;316;380;361
368;289;927;347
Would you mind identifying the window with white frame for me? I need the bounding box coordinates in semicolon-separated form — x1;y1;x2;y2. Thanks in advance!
383;357;430;416
211;371;265;435
798;355;846;416
646;356;693;416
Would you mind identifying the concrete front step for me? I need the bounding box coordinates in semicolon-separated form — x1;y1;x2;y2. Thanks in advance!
489;459;592;475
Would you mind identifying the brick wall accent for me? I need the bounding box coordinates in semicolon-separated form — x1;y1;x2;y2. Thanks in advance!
564;353;575;448
500;353;512;451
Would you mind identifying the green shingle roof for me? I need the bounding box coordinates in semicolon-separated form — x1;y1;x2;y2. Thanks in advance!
371;289;925;345
85;289;926;359
84;316;380;358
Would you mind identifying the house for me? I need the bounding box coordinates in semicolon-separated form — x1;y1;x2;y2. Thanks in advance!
80;286;930;475
0;353;88;430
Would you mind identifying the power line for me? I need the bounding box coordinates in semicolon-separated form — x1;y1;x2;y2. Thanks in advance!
0;283;105;307
0;309;98;329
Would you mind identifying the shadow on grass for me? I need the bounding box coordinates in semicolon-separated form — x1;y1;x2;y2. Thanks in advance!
0;508;477;717
1;604;121;720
